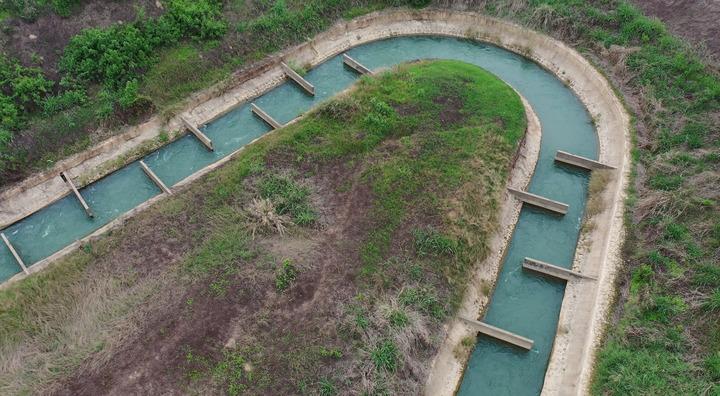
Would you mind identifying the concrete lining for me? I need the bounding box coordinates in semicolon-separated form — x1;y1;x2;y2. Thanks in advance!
342;53;373;75
1;233;28;274
181;116;214;151
507;187;569;215
60;171;93;218
555;150;615;171
139;161;172;195
461;317;534;350
281;62;315;95
523;257;595;282
250;103;283;129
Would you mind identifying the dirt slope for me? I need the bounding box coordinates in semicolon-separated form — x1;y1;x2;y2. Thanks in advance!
633;0;720;59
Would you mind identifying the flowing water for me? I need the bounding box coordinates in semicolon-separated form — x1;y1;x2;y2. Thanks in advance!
0;36;597;395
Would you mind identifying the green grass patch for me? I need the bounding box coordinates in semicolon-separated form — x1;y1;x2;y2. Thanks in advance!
275;258;298;292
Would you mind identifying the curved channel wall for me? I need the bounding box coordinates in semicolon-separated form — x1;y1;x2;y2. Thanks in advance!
0;9;630;396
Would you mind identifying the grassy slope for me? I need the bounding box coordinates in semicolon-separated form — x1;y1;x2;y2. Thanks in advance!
0;60;525;394
436;0;720;394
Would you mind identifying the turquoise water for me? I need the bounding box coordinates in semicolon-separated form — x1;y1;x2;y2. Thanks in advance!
0;36;597;395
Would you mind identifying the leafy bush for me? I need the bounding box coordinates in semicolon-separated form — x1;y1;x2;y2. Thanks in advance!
60;0;226;90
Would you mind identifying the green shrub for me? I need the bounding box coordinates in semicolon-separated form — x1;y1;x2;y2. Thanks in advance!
60;0;226;90
370;340;399;372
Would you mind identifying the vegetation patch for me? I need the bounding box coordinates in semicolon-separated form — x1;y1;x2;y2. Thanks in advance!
0;60;524;394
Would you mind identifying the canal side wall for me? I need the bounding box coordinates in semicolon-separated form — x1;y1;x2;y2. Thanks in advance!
0;9;631;395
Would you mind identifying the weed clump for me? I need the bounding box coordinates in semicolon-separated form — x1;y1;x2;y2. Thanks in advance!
258;174;316;226
413;228;458;257
370;340;399;372
275;259;298;292
246;197;290;237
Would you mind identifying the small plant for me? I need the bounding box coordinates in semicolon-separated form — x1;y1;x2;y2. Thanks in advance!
399;287;444;319
453;335;476;359
258;174;316;225
706;352;720;381
318;347;343;359
275;259;298;292
702;289;720;313
642;295;687;324
388;309;409;328
370;340;399;372
318;378;336;396
413;228;458;257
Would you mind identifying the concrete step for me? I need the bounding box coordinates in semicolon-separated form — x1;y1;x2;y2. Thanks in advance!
1;233;28;274
60;171;93;218
522;257;596;282
281;62;315;95
461;317;534;350
554;150;615;171
507;188;569;215
251;103;283;129
343;53;372;75
181;116;214;151
139;160;172;195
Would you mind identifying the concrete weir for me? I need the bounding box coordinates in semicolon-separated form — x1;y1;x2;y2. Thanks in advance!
60;171;93;218
1;233;28;274
461;317;534;350
139;160;172;195
507;187;569;215
555;150;615;171
523;257;595;282
342;53;372;75
181;116;214;151
281;62;315;95
250;103;283;129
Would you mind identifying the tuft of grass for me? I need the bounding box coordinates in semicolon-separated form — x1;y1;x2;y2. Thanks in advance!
370;340;399;372
413;228;458;257
702;289;720;313
258;174;316;225
388;309;409;328
275;258;298;292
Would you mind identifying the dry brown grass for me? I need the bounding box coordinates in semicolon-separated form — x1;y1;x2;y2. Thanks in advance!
453;335;476;360
246;197;291;237
581;169;612;234
0;249;177;395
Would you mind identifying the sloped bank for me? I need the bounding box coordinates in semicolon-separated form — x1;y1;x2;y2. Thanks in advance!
0;9;630;395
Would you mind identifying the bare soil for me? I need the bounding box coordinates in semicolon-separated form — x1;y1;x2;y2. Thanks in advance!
633;0;720;60
0;0;161;80
49;154;393;394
